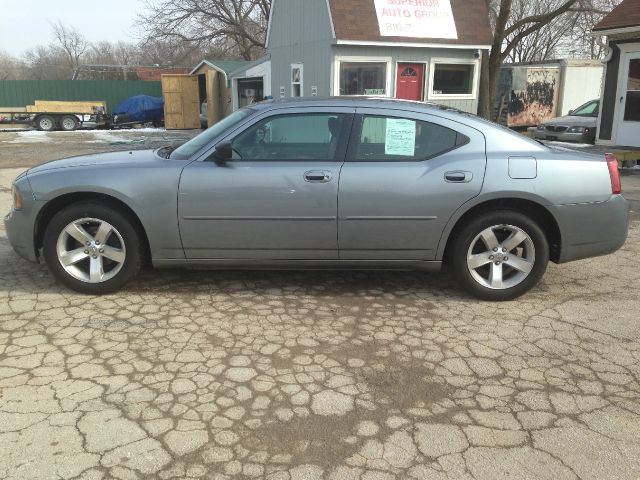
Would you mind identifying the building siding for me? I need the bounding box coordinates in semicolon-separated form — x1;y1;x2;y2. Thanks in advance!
268;0;335;99
0;80;162;113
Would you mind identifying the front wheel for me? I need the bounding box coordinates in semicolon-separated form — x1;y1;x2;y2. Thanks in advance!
450;210;549;301
43;203;143;294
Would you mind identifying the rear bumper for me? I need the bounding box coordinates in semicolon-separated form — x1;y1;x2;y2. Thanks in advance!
551;195;629;263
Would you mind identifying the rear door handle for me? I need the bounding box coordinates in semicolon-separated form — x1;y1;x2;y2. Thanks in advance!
304;170;332;183
445;171;473;183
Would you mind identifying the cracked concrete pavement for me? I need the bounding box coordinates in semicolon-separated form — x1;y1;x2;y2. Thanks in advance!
1;141;640;479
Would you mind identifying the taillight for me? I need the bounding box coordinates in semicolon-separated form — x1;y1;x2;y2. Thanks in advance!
606;153;621;194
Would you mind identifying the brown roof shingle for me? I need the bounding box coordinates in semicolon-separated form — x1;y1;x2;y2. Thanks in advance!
328;0;493;46
593;0;640;31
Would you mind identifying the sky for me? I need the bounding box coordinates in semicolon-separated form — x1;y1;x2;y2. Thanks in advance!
0;0;143;56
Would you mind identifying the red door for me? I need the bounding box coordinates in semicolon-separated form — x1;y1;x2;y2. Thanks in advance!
396;63;425;101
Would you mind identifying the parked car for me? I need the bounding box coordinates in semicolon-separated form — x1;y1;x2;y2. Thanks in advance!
5;99;628;300
533;99;599;143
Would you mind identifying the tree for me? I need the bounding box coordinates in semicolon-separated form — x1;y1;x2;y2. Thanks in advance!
478;0;602;120
138;0;270;60
51;21;90;72
22;45;71;80
0;51;22;80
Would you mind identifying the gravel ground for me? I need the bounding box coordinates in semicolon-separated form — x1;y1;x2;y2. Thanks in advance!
1;137;639;480
0;129;199;169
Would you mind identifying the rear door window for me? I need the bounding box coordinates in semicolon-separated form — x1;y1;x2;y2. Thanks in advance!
353;115;467;161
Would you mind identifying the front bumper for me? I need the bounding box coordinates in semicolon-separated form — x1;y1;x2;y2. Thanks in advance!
4;208;38;263
551;195;629;263
4;175;40;263
533;129;595;144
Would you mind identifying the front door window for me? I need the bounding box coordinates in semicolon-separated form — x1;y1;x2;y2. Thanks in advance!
231;113;347;161
624;58;640;122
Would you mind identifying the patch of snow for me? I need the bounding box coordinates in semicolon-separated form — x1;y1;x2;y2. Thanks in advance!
87;131;150;144
4;131;54;143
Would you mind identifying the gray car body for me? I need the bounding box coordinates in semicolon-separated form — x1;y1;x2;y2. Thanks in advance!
5;98;629;273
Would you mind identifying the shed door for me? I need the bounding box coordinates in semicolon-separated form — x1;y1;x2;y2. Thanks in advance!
396;63;425;101
616;51;640;147
161;74;200;130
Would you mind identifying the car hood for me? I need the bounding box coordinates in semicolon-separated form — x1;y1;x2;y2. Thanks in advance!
541;115;597;127
27;149;162;174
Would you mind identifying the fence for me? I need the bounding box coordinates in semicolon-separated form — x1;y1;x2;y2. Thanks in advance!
0;80;163;113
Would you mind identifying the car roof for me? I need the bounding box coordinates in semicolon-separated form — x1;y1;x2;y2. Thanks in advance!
252;96;463;113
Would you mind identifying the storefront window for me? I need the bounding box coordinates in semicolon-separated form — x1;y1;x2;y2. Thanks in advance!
431;63;475;96
339;62;387;96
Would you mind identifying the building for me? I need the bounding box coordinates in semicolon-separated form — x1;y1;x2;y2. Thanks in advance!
190;59;253;125
243;0;492;114
593;0;640;148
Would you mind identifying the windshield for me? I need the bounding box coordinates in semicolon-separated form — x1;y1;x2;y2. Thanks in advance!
571;101;599;117
170;108;255;159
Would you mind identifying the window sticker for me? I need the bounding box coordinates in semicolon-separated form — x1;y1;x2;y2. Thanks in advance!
385;118;416;156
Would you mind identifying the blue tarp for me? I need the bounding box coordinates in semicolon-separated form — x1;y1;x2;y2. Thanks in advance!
113;95;164;123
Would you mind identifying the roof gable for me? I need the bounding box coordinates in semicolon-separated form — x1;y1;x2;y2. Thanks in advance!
594;0;640;32
327;0;492;46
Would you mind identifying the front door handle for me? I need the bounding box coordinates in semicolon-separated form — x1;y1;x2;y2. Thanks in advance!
445;171;473;183
304;170;332;183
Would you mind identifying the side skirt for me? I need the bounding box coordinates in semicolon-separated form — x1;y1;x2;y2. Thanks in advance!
152;258;443;272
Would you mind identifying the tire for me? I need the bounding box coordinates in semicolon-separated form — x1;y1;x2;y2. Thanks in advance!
36;115;56;131
43;203;143;294
60;115;79;131
450;210;549;301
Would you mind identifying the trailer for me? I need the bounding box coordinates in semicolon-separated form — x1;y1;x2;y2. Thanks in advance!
0;100;109;131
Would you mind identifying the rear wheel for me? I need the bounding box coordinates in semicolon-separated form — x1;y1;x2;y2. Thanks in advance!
43;203;143;294
60;115;79;131
36;115;55;131
450;210;549;301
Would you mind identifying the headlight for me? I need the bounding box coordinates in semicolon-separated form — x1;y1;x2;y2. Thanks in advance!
568;126;588;133
12;184;22;210
537;124;546;130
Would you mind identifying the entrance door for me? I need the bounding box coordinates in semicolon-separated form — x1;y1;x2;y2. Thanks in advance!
396;63;425;101
616;51;640;147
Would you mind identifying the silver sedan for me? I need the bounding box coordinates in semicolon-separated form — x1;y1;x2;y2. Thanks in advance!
4;99;629;300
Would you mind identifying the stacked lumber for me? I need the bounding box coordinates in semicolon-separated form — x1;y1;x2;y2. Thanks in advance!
25;101;106;114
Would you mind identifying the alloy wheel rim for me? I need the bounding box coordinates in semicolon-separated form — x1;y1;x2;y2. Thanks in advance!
56;218;126;283
466;224;535;290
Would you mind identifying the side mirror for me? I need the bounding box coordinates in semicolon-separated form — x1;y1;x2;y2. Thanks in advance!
211;141;233;162
568;110;574;115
